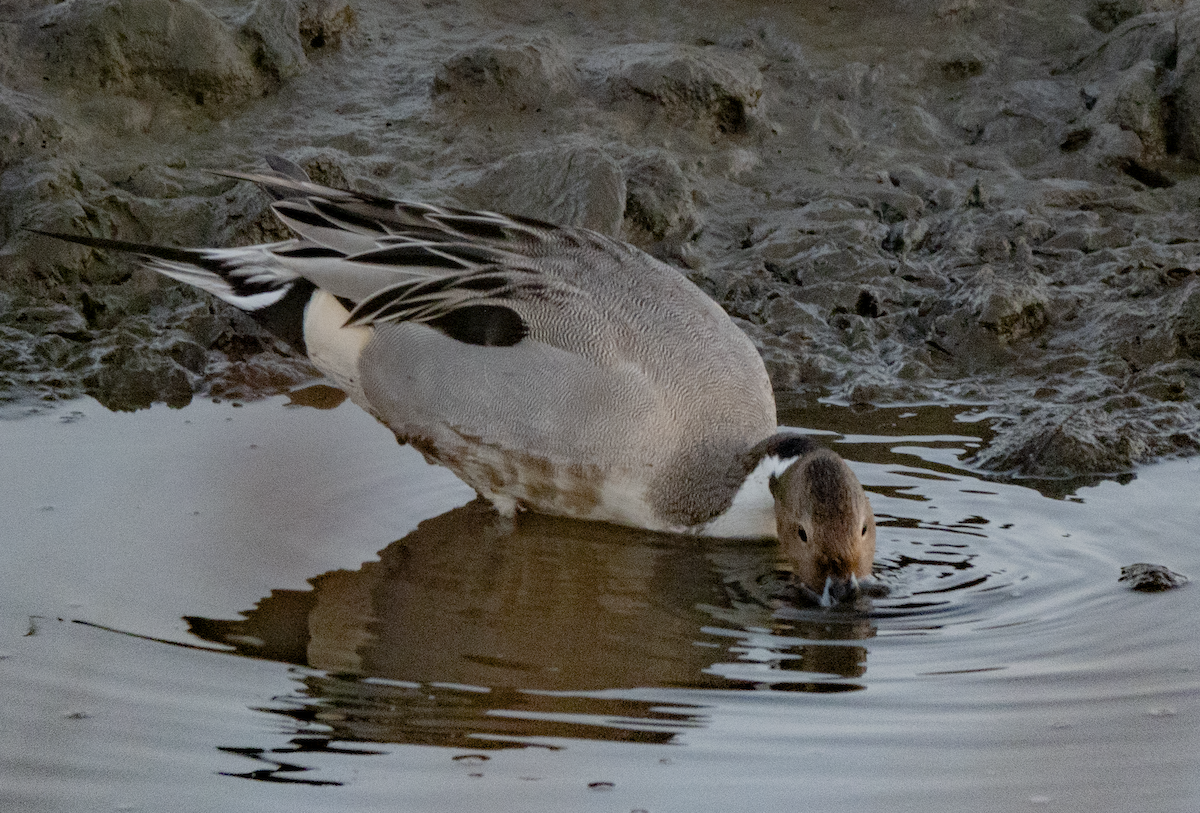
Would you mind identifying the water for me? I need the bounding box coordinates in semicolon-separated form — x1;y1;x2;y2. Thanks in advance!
2;394;1197;812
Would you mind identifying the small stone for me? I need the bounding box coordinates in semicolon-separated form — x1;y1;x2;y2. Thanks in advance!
1119;563;1189;591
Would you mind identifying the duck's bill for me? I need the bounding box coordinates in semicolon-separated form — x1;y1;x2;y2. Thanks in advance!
786;575;889;607
821;575;859;607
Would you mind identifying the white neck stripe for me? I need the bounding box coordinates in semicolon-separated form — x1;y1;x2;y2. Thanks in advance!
699;454;793;539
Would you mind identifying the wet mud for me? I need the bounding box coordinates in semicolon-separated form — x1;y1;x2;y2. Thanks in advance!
2;0;1199;480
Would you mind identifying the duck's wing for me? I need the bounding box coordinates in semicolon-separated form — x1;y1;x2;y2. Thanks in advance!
218;157;560;264
210;160;629;358
259;196;558;303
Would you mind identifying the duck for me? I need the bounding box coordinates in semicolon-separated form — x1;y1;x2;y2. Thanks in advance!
37;156;876;604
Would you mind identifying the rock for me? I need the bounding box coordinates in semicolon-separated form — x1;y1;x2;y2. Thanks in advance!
219;0;354;86
893;104;957;150
867;188;925;224
968;400;1200;477
238;0;308;81
11;303;88;337
1109;60;1166;157
811;103;863;155
621;150;699;247
28;0;264;114
1149;7;1200;160
1119;562;1189;591
840;369;933;407
432;36;578;111
970;404;1148;476
1103;304;1181;368
962;78;1083;168
0;87;72;170
207;353;315;400
608;44;763;135
296;0;355;52
743;327;839;394
1175;280;1200;358
83;342;195;411
158;333;207;374
1087;0;1146;33
1061;10;1184;171
1070;10;1176;76
888;165;956;210
31;332;88;369
954;265;1048;341
456;144;625;236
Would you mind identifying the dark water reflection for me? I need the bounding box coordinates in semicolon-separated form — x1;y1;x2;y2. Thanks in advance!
179;399;1138;754
187;500;875;747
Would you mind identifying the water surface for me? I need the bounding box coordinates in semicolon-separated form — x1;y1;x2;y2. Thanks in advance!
2;395;1197;812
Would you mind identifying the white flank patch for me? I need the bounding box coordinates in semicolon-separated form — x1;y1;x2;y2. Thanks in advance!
700;454;793;539
591;475;665;530
303;290;374;406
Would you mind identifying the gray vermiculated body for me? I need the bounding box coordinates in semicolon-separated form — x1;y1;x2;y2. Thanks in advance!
355;228;776;529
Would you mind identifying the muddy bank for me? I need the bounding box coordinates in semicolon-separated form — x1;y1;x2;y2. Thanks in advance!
1;0;1198;481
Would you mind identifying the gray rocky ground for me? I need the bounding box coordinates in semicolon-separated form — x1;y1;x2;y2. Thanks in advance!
2;0;1199;483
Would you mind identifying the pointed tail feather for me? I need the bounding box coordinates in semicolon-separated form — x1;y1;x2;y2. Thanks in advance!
30;229;232;272
30;229;300;308
31;229;313;351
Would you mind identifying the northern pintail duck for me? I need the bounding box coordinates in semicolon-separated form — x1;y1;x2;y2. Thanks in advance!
40;156;876;602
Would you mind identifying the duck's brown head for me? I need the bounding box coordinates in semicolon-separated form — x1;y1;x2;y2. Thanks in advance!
770;446;876;604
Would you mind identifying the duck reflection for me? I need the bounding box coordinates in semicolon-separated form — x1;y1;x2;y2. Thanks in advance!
189;500;876;748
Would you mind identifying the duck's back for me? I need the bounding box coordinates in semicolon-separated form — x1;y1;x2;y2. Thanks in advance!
353;228;777;530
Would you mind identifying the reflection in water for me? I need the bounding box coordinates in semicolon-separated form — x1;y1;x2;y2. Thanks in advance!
188;500;877;749
217;740;380;786
178;399;1097;772
261;672;707;752
7;397;1194;808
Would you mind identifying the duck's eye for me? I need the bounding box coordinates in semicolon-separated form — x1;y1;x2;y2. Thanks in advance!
798;527;808;543
861;524;868;537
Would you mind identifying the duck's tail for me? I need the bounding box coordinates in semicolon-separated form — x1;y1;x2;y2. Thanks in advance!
29;229;315;351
